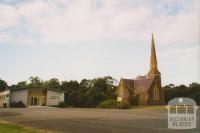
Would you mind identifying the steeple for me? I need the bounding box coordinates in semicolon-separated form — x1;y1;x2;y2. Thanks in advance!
147;34;160;77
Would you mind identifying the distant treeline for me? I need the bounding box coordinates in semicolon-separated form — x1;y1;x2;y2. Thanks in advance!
163;83;200;105
1;77;117;107
0;77;200;106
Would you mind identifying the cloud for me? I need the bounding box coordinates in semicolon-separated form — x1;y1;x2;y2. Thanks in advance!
0;0;199;45
0;4;18;29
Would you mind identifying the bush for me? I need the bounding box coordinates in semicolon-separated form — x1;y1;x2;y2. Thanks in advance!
58;101;66;108
98;99;117;109
98;99;131;109
10;101;26;108
120;102;130;109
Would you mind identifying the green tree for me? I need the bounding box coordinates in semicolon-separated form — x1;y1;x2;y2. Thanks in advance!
188;82;200;105
29;77;42;88
10;81;27;90
60;76;117;107
61;80;80;106
0;79;7;91
43;78;60;89
164;83;200;105
82;76;117;107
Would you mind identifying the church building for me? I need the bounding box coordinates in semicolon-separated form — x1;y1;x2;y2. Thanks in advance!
116;34;165;106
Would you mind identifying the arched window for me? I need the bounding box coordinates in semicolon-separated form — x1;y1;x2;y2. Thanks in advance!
153;86;159;100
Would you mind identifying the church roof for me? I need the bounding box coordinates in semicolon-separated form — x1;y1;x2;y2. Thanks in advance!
121;77;154;96
118;34;160;97
134;77;154;95
123;79;135;94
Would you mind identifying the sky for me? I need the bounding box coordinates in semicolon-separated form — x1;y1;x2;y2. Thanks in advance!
0;0;199;86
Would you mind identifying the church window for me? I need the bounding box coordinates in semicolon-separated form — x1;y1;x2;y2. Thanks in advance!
153;86;159;100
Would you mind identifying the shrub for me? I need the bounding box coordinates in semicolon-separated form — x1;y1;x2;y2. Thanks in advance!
120;102;130;109
58;101;66;108
10;101;26;108
98;99;131;109
98;99;117;109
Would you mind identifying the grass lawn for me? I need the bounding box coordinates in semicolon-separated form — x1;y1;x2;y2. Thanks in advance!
130;106;166;110
0;121;50;133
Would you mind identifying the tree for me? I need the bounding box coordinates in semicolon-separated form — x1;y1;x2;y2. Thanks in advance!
29;77;42;88
59;76;117;107
188;82;200;105
0;79;7;91
81;76;117;107
61;80;80;106
10;81;27;90
43;78;60;89
163;83;200;105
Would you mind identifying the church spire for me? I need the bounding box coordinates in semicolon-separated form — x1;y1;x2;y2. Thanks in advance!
147;34;160;77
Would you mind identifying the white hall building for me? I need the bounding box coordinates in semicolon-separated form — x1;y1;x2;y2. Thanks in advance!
0;88;65;107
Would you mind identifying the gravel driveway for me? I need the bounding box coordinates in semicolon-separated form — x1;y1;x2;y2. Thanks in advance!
0;107;199;133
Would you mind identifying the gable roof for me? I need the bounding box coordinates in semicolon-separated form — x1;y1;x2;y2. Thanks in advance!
122;79;135;94
134;77;154;95
120;76;154;96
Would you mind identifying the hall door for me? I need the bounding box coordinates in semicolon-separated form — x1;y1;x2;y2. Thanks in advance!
31;97;38;106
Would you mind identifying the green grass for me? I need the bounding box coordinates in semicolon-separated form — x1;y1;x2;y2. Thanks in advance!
0;121;49;133
130;106;166;110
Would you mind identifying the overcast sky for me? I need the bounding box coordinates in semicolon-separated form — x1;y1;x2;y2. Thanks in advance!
0;0;199;85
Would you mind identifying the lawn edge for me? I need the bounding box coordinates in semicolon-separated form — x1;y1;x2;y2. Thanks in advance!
0;120;56;133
